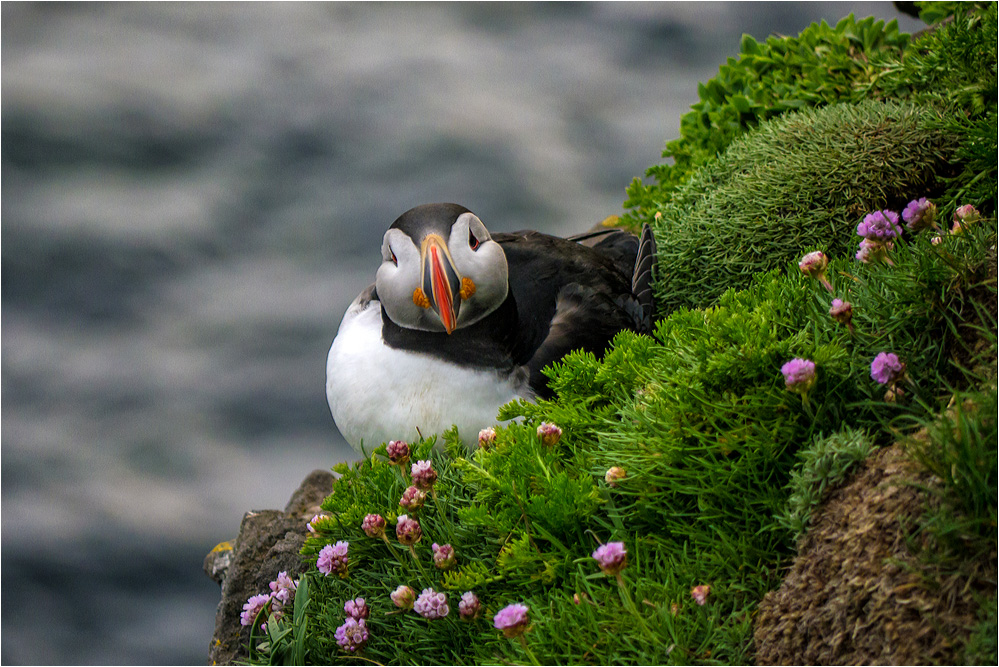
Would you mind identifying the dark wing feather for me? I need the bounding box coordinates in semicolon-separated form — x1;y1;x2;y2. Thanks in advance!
496;230;641;397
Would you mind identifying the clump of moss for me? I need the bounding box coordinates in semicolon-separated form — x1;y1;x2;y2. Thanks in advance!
648;99;957;313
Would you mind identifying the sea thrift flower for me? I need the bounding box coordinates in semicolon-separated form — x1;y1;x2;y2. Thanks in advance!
361;513;386;539
268;571;298;608
902;197;937;233
494;603;530;638
691;584;711;606
399;485;427;511
414;588;449;619
478;427;497;449
459;591;482;620
395;514;422;546
386;439;410;465
240;593;271;627
781;358;816;395
307;514;328;535
592;541;628;576
870;352;905;385
952;204;981;234
432;542;456;569
604;466;627;487
410;460;438;491
334;617;369;653
537;422;562;447
344;597;370;620
391;585;416;609
798;251;833;291
316;541;350;577
828;299;854;331
857;210;902;240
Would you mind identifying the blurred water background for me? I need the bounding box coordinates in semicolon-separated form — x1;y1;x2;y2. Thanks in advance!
1;3;923;664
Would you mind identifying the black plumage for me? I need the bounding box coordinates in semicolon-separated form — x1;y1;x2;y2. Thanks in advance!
379;204;656;398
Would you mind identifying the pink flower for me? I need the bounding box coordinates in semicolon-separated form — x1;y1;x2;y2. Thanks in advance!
410;460;438;491
386;439;410;465
390;585;416;609
399;485;427;511
798;251;833;291
344;597;370;620
870;352;904;385
592;541;627;576
902;198;937;233
268;571;297;608
691;584;711;606
307;514;328;535
478;427;497;449
857;210;902;240
494;602;530;638
414;588;449;619
604;466;626;487
432;542;456;569
361;513;386;539
781;358;816;395
829;298;853;325
240;593;271;627
334;617;369;653
395;514;422;546
537;422;562;447
316;541;349;578
459;591;482;620
952;204;981;233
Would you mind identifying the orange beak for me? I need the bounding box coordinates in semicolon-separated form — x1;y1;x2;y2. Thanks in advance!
420;234;462;334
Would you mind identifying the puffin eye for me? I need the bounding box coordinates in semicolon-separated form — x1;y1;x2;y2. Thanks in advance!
390;248;398;266
469;230;480;251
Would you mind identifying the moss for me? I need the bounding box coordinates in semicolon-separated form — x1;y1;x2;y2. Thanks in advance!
649;100;958;313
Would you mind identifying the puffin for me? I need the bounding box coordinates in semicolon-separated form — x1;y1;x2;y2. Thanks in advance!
326;203;656;452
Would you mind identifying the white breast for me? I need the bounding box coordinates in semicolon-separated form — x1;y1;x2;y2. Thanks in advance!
326;295;530;453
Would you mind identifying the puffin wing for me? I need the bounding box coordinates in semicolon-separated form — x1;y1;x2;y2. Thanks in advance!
495;230;643;397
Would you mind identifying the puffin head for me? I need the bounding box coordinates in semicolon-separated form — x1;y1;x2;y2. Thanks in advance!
375;203;509;334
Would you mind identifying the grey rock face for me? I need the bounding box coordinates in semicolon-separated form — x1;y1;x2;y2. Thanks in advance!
206;469;335;665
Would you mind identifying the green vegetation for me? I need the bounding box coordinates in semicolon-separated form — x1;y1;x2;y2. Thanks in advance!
647;99;957;312
244;5;996;664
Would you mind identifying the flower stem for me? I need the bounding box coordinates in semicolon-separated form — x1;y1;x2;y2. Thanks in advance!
616;573;658;644
516;634;540;666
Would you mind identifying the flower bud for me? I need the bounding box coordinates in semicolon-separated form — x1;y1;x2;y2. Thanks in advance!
344;597;370;620
399;485;427;511
691;584;711;606
386;439;410;465
828;299;853;327
781;358;816;395
432;542;456;569
410;460;438;491
537;422;562;447
361;513;386;539
478;427;497;449
390;585;416;609
459;591;482;620
604;466;626;487
395;514;422;546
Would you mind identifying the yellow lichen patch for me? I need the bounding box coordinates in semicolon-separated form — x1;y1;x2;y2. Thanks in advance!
210;541;233;554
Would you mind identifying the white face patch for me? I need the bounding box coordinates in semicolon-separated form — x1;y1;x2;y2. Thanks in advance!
375;213;509;332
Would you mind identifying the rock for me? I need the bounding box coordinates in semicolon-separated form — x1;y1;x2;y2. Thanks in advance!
206;469;335;666
753;444;995;665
